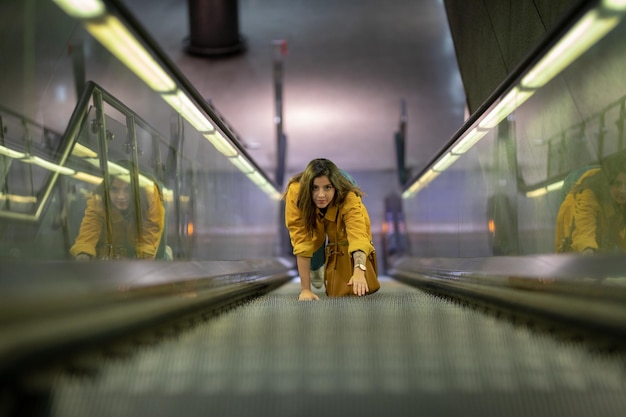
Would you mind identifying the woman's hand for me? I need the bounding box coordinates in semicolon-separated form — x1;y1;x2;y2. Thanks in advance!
299;289;320;301
581;247;595;255
348;271;369;296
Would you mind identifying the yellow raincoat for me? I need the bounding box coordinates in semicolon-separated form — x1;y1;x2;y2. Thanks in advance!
70;183;165;259
556;168;626;253
285;181;379;296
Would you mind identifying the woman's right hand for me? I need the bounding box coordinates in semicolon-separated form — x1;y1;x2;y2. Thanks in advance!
581;247;595;255
75;253;91;261
298;289;320;301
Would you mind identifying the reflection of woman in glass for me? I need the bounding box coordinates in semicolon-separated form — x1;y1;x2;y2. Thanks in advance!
556;157;626;254
70;174;165;260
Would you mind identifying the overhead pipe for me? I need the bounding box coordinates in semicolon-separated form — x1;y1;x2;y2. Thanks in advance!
185;0;246;56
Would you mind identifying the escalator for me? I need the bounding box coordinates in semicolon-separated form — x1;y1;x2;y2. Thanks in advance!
2;1;626;415
3;276;625;417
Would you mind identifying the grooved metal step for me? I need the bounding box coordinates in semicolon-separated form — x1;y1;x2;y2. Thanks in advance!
44;279;626;417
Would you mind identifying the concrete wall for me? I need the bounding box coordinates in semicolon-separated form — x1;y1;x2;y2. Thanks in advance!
443;0;580;114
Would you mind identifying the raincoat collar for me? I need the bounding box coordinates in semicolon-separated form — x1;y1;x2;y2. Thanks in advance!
317;203;339;222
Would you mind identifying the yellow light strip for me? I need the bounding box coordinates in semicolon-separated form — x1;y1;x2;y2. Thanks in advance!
85;16;176;92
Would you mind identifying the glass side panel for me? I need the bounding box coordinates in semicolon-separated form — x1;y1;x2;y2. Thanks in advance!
403;4;626;257
0;1;280;261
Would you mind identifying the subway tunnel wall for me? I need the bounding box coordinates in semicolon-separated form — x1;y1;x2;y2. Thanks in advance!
444;0;581;114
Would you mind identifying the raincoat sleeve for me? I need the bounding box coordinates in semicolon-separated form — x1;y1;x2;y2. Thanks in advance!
135;183;165;259
284;182;323;257
571;189;601;252
555;193;575;252
342;192;375;256
69;194;104;258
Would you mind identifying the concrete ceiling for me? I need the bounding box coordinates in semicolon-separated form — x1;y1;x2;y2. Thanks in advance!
123;0;467;179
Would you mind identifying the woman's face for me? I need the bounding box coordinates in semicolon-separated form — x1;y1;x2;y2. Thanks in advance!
312;175;335;209
109;178;131;211
610;172;626;206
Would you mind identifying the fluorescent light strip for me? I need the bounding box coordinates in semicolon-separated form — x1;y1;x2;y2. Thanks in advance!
526;180;564;198
162;90;215;133
266;190;282;201
604;0;626;11
229;155;255;174
246;171;269;187
71;143;98;158
203;131;238;157
526;188;548;198
1;146;76;175
402;181;425;199
72;146;174;194
233;155;280;199
52;0;105;19
546;180;564;192
72;171;102;185
85;16;176;92
451;128;488;154
0;193;38;204
29;156;76;175
402;169;440;199
3;143;101;184
522;10;621;89
479;87;534;129
432;152;460;172
419;169;440;186
0;145;26;159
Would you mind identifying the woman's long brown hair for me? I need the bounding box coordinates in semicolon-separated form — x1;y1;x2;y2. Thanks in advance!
284;158;363;235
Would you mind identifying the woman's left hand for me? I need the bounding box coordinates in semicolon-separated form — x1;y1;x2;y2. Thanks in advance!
347;271;369;296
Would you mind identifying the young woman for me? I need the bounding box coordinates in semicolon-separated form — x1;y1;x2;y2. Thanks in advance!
284;158;380;300
556;157;626;254
70;174;165;260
